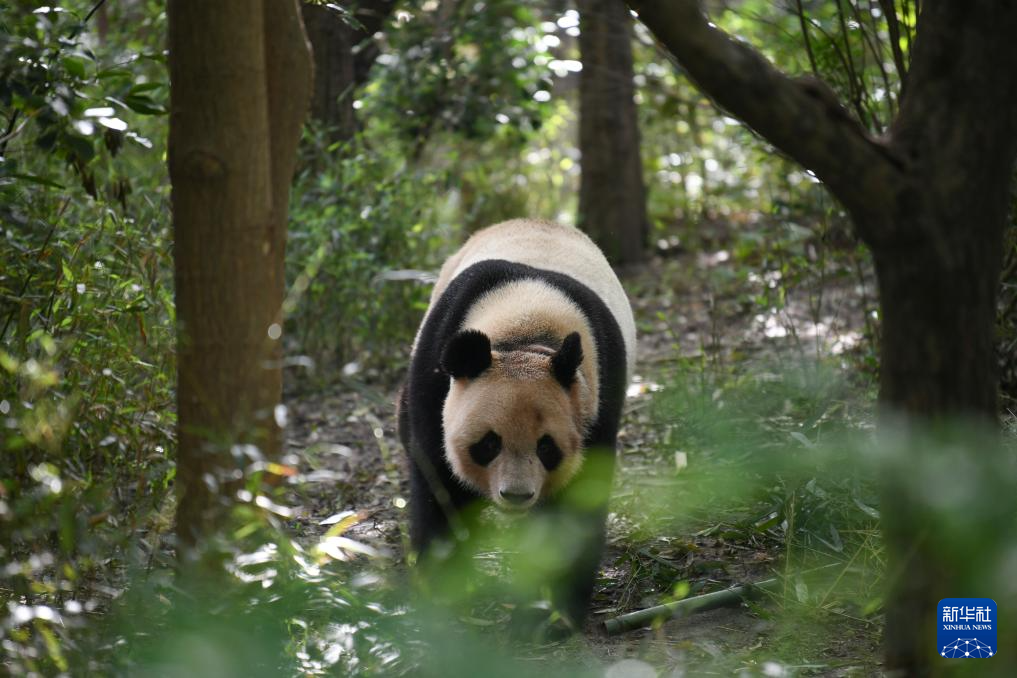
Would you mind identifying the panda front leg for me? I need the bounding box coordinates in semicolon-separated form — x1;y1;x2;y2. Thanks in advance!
399;386;474;555
407;452;491;615
406;452;476;555
555;444;615;628
505;502;608;640
407;459;449;554
511;446;615;637
555;505;609;629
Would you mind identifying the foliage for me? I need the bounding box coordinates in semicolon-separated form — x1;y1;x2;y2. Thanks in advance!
285;126;450;377
2;0;1013;674
65;358;886;677
284;0;581;375
369;0;552;151
720;0;910;132
643;360;878;551
0;2;166;199
630;0;905;370
1;1;175;672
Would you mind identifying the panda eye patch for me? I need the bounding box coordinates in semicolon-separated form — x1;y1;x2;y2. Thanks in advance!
536;435;562;471
468;431;502;466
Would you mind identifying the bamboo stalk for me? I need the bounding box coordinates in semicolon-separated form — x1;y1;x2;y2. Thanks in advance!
603;564;840;635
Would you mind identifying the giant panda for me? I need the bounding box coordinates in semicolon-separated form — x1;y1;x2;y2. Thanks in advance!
398;218;635;629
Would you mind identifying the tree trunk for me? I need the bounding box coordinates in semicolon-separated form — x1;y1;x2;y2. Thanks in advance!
265;0;315;461
875;241;1001;420
301;2;357;141
301;0;398;143
867;5;1015;664
168;0;311;553
578;0;649;265
350;0;400;86
626;1;1017;673
872;225;1003;672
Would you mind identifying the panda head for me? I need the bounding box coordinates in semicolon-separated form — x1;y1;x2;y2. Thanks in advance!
440;328;588;511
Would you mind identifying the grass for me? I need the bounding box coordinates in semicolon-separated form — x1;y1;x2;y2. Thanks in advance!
589;355;885;672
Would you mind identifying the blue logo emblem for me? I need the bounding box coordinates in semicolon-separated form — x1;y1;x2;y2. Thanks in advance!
937;598;996;659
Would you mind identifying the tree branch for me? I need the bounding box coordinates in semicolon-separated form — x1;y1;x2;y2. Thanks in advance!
877;0;908;94
792;0;819;77
627;0;906;229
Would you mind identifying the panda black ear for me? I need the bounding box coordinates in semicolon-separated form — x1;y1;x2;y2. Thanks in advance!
440;329;492;379
551;332;583;388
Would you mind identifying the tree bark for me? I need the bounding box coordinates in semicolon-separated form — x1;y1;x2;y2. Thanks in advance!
265;0;314;456
301;0;397;142
168;0;311;553
874;238;1002;419
873;218;1003;671
302;3;357;140
578;0;649;265
627;0;1017;673
350;0;400;86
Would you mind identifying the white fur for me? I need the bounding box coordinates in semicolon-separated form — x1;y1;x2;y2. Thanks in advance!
462;279;599;425
422;219;636;377
423;219;636;507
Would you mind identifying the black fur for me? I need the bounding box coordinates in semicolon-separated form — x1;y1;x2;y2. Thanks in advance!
469;431;502;466
550;331;583;388
399;259;628;627
536;434;562;471
440;329;492;379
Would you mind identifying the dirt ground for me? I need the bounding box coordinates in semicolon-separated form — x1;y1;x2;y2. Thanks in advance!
284;249;882;676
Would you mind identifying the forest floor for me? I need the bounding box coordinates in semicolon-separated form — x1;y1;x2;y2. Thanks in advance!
284;246;882;677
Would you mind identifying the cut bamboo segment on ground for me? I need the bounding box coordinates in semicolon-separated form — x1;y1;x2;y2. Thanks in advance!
603;564;841;635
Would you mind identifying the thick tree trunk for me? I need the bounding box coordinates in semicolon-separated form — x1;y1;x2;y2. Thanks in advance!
627;1;1017;674
168;0;311;552
301;3;357;141
875;241;1001;420
301;0;397;143
869;6;1014;664
578;0;649;265
350;0;400;86
872;227;1003;672
265;0;315;457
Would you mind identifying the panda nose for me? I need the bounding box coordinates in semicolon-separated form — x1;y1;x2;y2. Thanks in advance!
500;489;535;505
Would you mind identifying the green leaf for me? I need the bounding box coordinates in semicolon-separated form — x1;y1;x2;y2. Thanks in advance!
63;133;95;163
128;82;164;95
794;578;809;603
123;94;165;115
2;173;66;189
61;55;88;79
789;431;815;449
96;67;133;80
0;351;19;373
